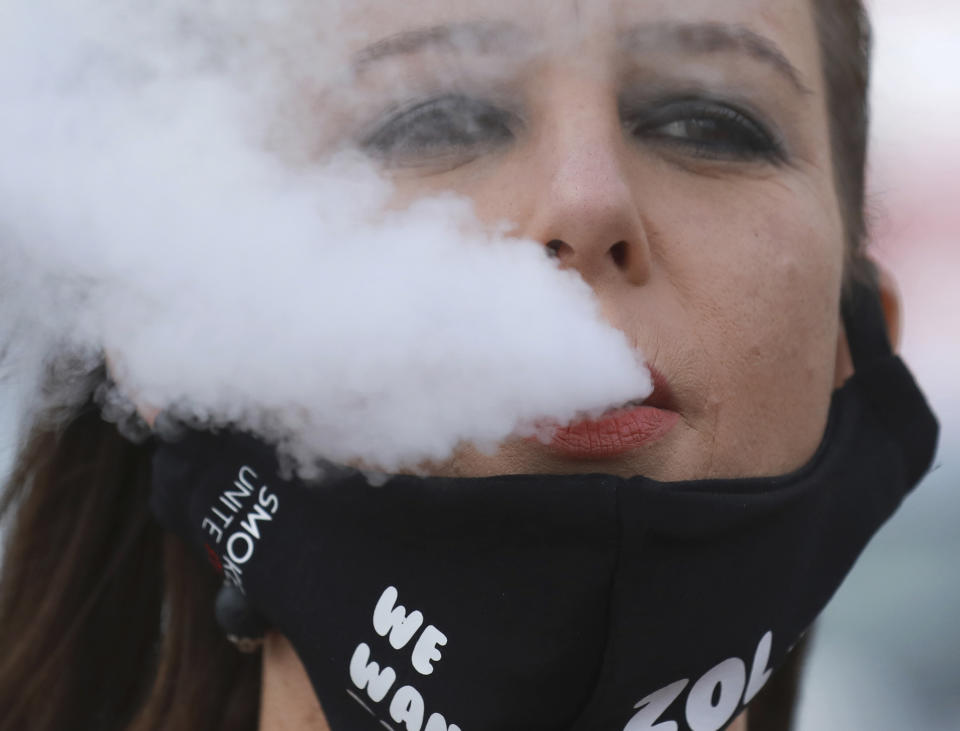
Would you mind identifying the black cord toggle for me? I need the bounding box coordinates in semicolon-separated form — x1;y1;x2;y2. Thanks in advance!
214;582;269;653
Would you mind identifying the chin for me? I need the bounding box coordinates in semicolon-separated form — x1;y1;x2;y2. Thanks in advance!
438;435;688;481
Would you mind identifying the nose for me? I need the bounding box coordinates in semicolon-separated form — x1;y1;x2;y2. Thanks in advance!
525;109;652;288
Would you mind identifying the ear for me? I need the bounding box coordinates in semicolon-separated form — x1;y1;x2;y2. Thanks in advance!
875;264;902;350
833;262;902;388
105;350;160;427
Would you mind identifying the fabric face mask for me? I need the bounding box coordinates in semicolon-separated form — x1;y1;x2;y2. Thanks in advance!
150;279;938;731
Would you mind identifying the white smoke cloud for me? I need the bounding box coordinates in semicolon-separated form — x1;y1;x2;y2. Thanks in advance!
0;0;650;473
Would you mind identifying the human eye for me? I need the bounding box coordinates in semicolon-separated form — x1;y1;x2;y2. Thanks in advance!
359;94;516;166
624;98;786;163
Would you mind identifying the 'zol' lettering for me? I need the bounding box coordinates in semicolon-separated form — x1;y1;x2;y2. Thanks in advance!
624;679;689;731
623;631;777;731
685;658;746;731
743;631;773;704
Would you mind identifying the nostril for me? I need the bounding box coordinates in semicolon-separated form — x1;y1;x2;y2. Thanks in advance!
545;239;568;259
609;241;628;268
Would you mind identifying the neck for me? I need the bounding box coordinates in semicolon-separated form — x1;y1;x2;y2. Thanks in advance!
259;632;331;731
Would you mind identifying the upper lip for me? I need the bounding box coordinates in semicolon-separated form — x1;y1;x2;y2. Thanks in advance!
590;363;677;419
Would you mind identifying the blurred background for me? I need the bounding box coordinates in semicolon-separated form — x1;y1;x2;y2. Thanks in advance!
0;0;957;728
795;0;960;728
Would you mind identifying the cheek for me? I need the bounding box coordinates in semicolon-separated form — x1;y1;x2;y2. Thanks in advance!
383;159;847;478
379;154;534;221
698;205;840;366
660;176;846;474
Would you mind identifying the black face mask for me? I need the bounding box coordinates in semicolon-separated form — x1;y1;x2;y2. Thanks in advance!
150;279;938;731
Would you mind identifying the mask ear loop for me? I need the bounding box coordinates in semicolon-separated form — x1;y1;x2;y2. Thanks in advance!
840;270;940;487
148;412;270;653
840;271;894;372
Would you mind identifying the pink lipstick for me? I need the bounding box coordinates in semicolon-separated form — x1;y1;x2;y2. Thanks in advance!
543;367;679;459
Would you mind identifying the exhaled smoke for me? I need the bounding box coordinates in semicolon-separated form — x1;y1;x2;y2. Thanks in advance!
0;0;650;473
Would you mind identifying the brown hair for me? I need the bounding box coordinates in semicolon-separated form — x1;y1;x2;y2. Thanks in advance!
0;378;261;730
0;3;873;729
813;0;875;294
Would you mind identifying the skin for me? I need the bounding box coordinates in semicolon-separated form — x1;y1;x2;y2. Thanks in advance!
325;0;846;484
250;0;903;727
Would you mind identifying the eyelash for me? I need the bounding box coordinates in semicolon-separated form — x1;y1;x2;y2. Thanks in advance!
360;94;784;166
623;99;785;163
360;95;514;164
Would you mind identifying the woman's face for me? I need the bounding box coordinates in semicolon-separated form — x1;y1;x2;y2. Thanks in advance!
336;0;847;482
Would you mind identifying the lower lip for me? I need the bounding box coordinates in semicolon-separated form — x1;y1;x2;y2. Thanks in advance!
542;405;680;459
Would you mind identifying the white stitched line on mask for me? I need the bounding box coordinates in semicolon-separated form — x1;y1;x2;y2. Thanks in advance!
345;689;396;730
346;689;376;716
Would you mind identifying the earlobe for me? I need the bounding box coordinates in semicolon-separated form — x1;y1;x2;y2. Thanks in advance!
875;264;903;351
104;350;160;427
833;327;854;388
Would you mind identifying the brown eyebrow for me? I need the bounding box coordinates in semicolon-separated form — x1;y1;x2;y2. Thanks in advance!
352;21;528;72
353;19;812;96
619;22;813;96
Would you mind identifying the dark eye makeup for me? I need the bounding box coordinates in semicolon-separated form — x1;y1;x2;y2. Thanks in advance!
359;94;516;164
358;91;786;168
621;97;786;163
